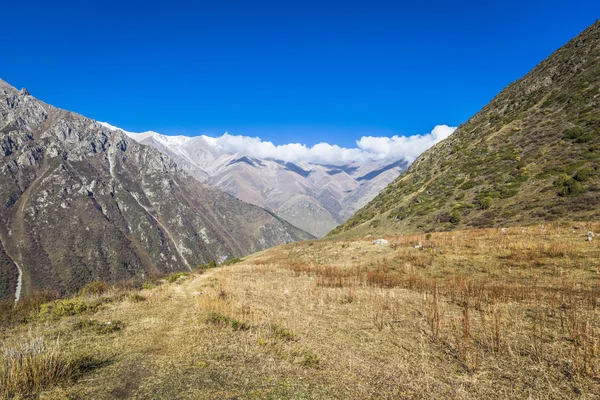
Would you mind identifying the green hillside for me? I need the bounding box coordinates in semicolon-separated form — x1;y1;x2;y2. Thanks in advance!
331;20;600;237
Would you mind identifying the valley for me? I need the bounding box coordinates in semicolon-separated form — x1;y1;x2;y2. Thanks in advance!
0;7;599;400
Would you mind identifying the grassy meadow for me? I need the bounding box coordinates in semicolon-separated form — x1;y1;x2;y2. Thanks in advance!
1;222;600;398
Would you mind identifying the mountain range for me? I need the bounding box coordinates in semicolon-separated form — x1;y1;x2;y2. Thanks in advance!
99;123;407;237
332;20;600;237
0;79;312;301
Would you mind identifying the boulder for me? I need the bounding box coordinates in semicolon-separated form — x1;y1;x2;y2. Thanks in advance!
373;239;388;245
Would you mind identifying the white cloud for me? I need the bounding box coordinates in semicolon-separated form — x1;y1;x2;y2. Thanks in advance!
213;124;456;165
101;121;457;166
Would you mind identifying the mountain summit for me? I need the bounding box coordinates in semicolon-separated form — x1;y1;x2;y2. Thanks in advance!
0;79;312;301
332;20;600;237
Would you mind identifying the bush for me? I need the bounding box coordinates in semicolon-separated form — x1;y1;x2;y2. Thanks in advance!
36;298;109;320
1;291;61;327
450;210;462;224
574;167;593;182
564;126;592;143
481;197;494;210
554;173;584;196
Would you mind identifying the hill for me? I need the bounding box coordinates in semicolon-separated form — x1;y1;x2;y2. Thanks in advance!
331;20;600;237
0;79;312;301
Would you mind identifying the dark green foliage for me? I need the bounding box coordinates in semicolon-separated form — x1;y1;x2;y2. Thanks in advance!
554;174;584;196
564;126;594;143
450;210;462;224
574;167;594;182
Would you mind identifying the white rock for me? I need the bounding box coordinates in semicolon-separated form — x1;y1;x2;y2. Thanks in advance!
373;239;388;245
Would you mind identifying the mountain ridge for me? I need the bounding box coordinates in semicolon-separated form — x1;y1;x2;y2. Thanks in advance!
0;79;312;301
102;124;408;236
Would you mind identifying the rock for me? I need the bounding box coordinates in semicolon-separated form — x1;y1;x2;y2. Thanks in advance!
587;231;594;238
373;239;388;245
587;236;593;242
414;243;423;250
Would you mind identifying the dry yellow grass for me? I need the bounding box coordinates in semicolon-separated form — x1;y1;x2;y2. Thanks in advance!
1;222;600;398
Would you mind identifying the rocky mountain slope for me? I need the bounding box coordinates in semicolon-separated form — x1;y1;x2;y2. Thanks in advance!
100;123;407;237
0;80;312;301
332;20;600;237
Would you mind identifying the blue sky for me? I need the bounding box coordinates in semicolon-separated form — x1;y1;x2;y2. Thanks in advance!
2;0;599;148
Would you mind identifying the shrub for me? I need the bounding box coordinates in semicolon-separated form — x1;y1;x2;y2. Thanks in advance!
564;126;592;143
574;167;593;182
1;291;61;327
459;180;479;190
554;173;584;196
36;298;108;320
481;197;494;210
79;281;111;297
450;210;462;224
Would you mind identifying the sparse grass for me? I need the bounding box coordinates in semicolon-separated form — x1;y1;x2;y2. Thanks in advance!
72;319;124;334
205;311;251;331
78;281;111;297
0;337;101;399
127;292;146;302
